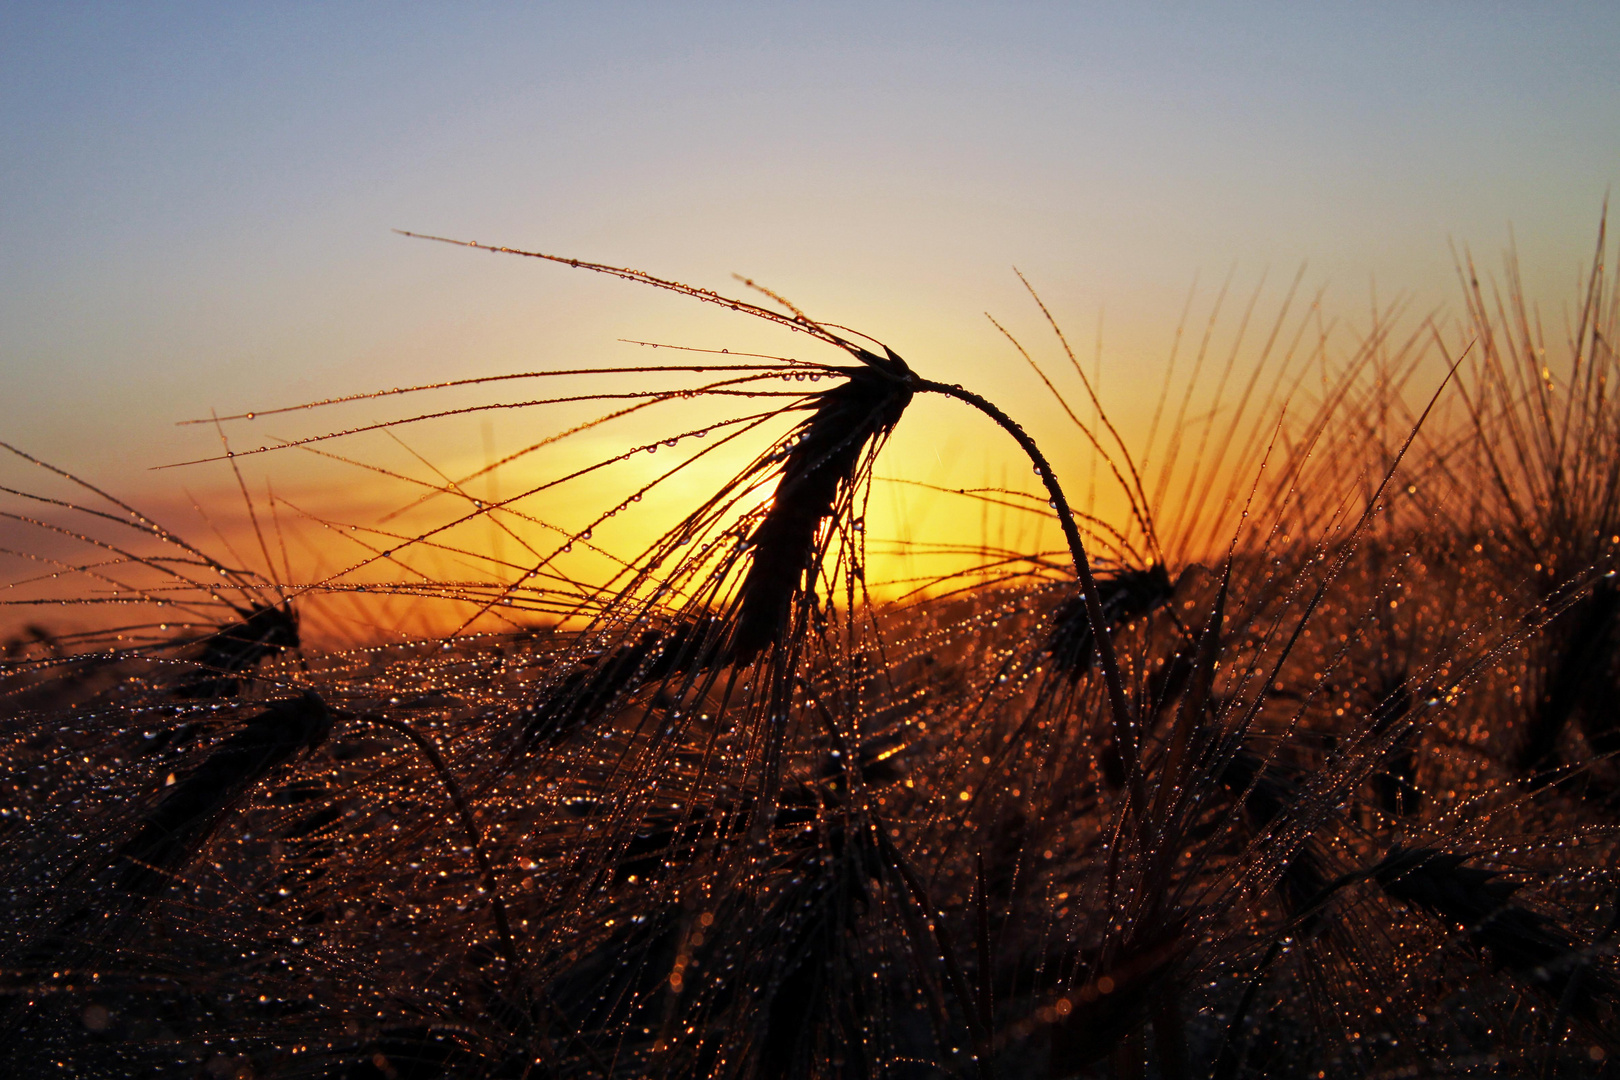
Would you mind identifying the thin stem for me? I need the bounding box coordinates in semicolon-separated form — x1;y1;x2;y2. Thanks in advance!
359;714;522;972
913;377;1141;790
358;713;615;1076
877;819;997;1080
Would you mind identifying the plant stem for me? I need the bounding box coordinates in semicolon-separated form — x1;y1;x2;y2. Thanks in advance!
876;817;998;1080
362;714;618;1076
914;377;1141;790
363;714;522;974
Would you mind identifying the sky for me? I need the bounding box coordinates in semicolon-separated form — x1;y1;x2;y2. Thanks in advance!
3;3;1618;635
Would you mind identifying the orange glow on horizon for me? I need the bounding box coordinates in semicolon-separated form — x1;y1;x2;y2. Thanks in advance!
2;247;1474;651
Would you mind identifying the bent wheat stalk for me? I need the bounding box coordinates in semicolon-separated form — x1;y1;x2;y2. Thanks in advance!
395;231;1141;786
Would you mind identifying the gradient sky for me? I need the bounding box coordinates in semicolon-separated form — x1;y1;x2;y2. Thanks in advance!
3;4;1618;587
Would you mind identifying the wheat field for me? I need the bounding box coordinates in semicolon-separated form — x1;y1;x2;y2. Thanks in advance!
3;217;1618;1079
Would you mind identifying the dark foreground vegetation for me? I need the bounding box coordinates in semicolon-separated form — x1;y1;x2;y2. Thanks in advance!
3;219;1619;1078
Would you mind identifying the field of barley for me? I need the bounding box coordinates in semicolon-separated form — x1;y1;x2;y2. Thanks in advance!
3;219;1619;1079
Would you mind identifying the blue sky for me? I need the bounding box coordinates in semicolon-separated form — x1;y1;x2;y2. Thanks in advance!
3;3;1617;494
